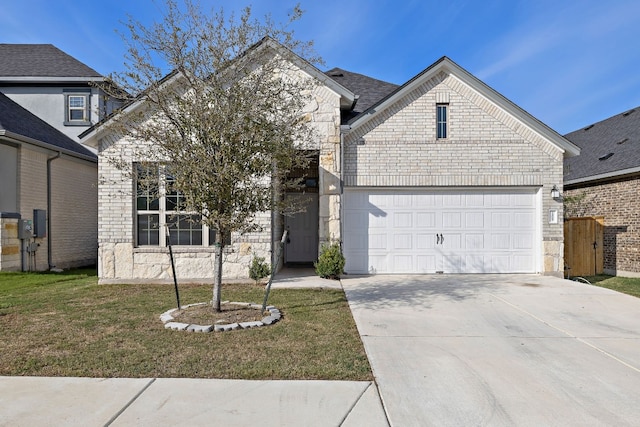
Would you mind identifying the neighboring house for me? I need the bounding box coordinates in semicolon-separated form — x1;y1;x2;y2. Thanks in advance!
0;92;97;271
564;107;640;277
81;39;580;284
0;44;120;144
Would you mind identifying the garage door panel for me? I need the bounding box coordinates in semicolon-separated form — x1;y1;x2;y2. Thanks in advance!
492;255;511;272
465;233;484;250
393;234;413;250
415;194;436;207
343;188;538;274
491;212;511;228
369;233;387;250
465;193;485;206
465;254;488;273
465;212;484;228
369;255;388;273
514;212;535;228
393;212;413;227
491;234;511;250
513;234;534;250
512;255;534;272
393;194;413;208
416;255;436;272
416;233;436;249
393;255;414;272
443;255;463;272
416;212;436;228
443;212;462;228
443;233;461;250
443;194;463;206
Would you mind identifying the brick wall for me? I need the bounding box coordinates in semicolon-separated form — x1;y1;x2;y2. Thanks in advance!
19;148;49;270
344;71;565;275
564;176;640;276
50;156;98;268
15;146;97;271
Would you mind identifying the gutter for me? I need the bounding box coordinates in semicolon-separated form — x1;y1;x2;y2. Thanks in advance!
564;166;640;187
47;151;62;270
0;130;97;163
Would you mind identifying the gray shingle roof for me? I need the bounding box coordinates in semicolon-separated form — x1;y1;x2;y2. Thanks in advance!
325;67;399;122
564;106;640;183
0;92;96;160
0;44;101;79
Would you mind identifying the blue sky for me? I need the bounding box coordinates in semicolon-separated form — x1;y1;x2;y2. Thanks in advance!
2;0;639;134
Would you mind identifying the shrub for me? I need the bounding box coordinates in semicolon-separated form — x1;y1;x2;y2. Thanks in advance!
249;256;271;283
315;243;345;279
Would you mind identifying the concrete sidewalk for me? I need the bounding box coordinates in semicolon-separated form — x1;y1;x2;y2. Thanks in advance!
0;377;388;426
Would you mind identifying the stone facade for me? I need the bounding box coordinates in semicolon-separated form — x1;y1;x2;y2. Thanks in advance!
95;69;343;284
564;175;640;277
343;72;566;276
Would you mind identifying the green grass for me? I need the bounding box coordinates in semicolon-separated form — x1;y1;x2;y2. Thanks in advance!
581;274;640;298
0;268;372;380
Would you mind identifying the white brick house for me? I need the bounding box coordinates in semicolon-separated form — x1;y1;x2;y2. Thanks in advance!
82;41;579;283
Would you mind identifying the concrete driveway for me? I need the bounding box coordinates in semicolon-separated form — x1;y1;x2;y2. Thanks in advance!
342;274;640;426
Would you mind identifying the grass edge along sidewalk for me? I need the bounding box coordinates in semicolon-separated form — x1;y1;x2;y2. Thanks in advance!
0;268;372;380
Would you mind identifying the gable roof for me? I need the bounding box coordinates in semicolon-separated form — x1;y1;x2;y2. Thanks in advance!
80;37;357;146
344;56;580;157
0;44;102;82
325;67;399;122
564;106;640;185
0;92;96;161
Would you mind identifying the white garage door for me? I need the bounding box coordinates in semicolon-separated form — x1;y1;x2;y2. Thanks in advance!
343;189;539;274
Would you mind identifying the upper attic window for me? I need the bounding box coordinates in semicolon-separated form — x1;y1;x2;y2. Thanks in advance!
436;103;448;139
64;89;91;126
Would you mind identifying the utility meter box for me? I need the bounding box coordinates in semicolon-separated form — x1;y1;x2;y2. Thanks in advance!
18;219;33;240
33;209;46;238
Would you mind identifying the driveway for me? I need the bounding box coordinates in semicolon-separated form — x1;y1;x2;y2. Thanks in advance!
342;274;640;426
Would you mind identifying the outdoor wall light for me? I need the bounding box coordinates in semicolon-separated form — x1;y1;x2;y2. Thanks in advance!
551;185;560;199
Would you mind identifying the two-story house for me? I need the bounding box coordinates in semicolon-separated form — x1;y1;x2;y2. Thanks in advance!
0;44;118;271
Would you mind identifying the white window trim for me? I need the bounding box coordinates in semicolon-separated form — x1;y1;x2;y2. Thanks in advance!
134;163;219;247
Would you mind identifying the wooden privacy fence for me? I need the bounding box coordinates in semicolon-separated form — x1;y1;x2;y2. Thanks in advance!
564;216;604;277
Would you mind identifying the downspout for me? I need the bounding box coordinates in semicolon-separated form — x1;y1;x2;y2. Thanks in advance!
47;151;62;270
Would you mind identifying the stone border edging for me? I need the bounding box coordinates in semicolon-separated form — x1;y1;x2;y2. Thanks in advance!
160;301;281;333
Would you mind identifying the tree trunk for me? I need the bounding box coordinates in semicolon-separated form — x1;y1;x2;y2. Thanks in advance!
212;236;223;312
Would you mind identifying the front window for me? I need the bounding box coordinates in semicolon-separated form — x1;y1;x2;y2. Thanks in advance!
134;163;221;247
436;103;448;139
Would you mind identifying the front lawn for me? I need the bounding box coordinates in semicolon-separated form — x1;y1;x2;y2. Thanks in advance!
582;274;640;298
0;268;372;380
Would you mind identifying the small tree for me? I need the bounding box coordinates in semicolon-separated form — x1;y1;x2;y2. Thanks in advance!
101;1;318;311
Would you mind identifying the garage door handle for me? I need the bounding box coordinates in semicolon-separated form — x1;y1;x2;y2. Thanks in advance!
436;234;440;244
440;234;444;244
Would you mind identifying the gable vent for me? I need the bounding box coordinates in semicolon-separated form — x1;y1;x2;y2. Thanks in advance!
599;153;614;161
617;138;629;145
622;109;635;116
584;124;594;131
